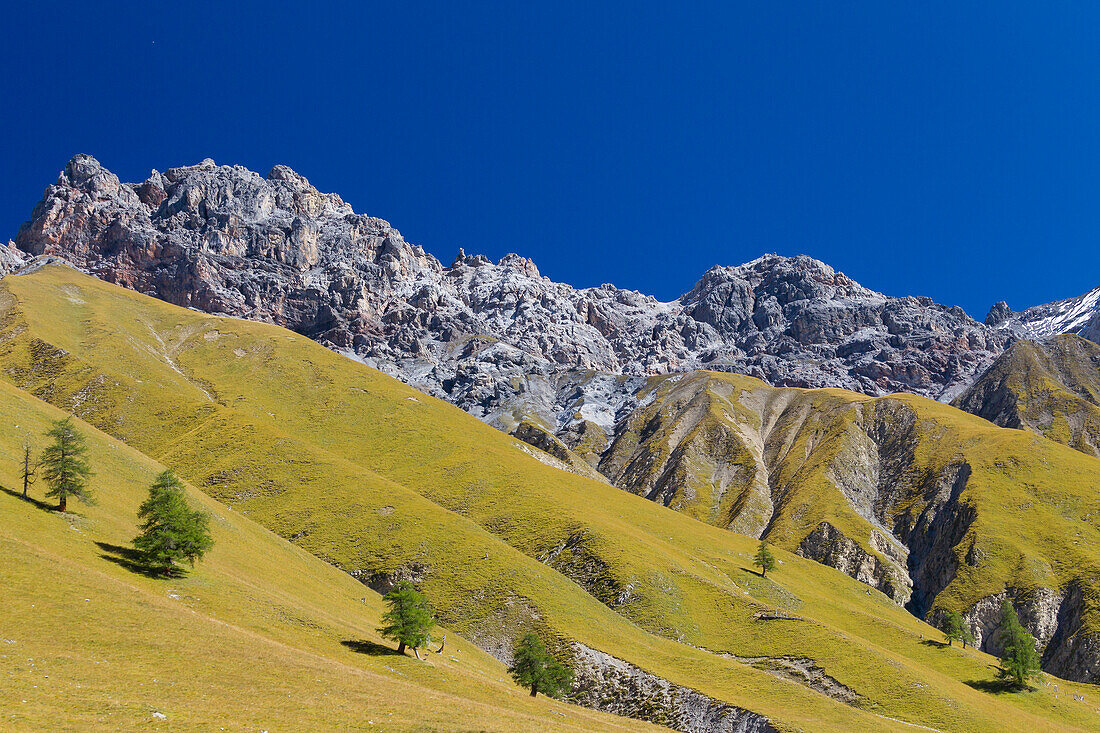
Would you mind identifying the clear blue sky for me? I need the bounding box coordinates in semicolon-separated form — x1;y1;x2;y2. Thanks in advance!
3;2;1099;318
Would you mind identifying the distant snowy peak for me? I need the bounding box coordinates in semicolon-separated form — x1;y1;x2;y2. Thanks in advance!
991;287;1100;344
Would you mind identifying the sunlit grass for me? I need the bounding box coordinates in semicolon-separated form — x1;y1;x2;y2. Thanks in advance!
0;265;1098;732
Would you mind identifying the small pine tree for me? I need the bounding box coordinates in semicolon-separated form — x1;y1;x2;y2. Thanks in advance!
509;633;573;698
754;540;777;577
20;435;37;499
133;470;214;574
941;607;959;642
40;418;93;512
939;610;975;647
378;581;434;657
996;599;1041;688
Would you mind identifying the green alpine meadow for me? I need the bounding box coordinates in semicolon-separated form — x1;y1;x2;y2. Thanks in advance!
2;262;1098;732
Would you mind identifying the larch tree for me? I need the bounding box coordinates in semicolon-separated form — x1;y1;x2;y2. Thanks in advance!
996;599;1041;689
509;632;572;698
754;540;777;577
940;610;973;647
378;581;434;657
133;470;214;574
39;418;93;512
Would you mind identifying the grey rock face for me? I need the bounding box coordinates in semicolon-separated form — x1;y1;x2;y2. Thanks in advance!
0;240;27;276
796;522;910;604
15;156;1010;437
1043;583;1100;684
569;643;778;733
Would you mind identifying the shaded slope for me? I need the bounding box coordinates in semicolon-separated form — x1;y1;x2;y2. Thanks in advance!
0;265;1098;732
953;335;1100;459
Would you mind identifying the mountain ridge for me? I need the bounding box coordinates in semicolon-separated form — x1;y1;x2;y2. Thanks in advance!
12;156;1018;412
14;155;1100;475
953;334;1100;459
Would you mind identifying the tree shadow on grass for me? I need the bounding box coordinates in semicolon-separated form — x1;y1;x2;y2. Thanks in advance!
96;542;182;579
964;677;1029;694
341;639;402;656
920;639;949;648
1;486;56;512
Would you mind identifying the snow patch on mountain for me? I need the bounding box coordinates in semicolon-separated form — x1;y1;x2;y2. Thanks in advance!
991;287;1100;345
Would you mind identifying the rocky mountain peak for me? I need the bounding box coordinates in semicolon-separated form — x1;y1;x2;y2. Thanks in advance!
12;155;1014;430
61;153;115;188
984;300;1014;327
995;286;1100;344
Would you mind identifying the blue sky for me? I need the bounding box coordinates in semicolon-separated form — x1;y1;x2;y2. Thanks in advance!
2;2;1098;318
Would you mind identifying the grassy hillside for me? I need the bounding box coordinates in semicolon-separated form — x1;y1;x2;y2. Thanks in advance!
954;335;1100;459
1;264;1099;732
0;379;661;732
597;370;1100;666
606;371;1100;578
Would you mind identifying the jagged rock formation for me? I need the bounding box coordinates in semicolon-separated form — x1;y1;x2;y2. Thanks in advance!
569;644;778;733
14;156;1009;433
989;286;1100;344
953;335;1100;459
0;240;26;276
796;522;911;606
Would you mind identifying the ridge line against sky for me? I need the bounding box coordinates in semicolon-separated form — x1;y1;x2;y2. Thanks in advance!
2;2;1099;319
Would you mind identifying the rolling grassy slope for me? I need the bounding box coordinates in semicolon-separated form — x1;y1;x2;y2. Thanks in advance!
596;370;1100;672
603;371;1100;583
954;334;1100;459
0;378;659;732
1;264;1099;732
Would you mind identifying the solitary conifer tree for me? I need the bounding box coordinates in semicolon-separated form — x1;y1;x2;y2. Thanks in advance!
40;418;93;512
996;599;1041;688
133;470;213;574
940;610;973;647
754;540;777;577
509;633;572;698
378;581;434;657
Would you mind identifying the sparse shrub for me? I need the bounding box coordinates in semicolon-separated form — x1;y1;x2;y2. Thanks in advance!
40;417;94;512
133;470;213;574
378;581;434;657
509;632;572;698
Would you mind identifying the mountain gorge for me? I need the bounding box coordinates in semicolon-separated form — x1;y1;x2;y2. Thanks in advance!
6;155;1100;730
